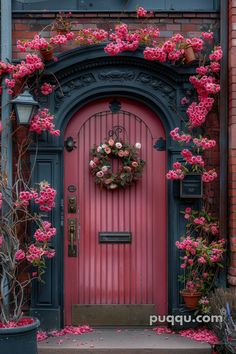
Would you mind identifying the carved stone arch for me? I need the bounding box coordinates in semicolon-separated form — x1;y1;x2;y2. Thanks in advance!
31;45;197;329
41;45;195;147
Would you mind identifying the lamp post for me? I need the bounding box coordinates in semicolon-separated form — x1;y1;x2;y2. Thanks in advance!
11;87;39;125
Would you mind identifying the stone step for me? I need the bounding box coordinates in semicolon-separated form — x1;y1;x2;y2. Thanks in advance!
72;304;156;326
38;328;212;354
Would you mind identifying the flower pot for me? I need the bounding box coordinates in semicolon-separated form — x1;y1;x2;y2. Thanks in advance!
184;45;196;64
56;28;69;35
180;173;203;198
0;317;40;354
180;291;202;309
40;48;54;61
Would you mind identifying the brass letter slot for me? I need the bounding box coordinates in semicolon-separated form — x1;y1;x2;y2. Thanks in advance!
68;196;76;213
99;232;132;244
68;218;77;257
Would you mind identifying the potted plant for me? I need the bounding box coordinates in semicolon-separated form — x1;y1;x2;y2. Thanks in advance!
17;35;54;62
0;115;58;353
181;42;196;64
39;44;54;61
51;12;73;35
176;207;225;309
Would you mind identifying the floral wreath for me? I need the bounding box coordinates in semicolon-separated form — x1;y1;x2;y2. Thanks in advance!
89;137;145;190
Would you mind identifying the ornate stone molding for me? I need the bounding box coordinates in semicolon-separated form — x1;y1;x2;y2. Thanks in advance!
136;73;175;106
55;73;96;110
98;71;135;81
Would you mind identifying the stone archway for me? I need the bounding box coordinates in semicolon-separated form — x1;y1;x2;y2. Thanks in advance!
30;46;197;329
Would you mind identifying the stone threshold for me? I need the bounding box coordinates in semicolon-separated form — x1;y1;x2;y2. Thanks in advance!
38;328;212;354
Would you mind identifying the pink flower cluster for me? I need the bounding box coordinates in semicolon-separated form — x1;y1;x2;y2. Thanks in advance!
5;78;16;94
41;82;55;95
4;55;44;94
186;37;204;52
179;328;219;345
210;61;221;73
35;183;57;212
176;236;198;253
15;249;26;261
34;221;56;243
153;326;219;346
181;149;205;167
0;61;13;75
202;32;214;40
13;54;45;80
193;137;216;150
50;325;93;337
16;245;56;263
166;161;185;180
50;34;68;45
137;6;147;17
170;127;192;143
17;35;51;52
0;318;35;328
202;169;217;183
37;325;93;342
105;24;160;56
143;47;167;62
186;97;214;128
143;33;187;62
76;28;108;45
209;46;223;62
19;190;38;206
176;235;225;271
26;244;45;263
0;192;2;209
37;331;48;342
29;108;60;136
184;207;220;235
18;183;56;211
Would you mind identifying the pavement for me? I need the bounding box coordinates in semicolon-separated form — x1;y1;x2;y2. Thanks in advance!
38;328;212;354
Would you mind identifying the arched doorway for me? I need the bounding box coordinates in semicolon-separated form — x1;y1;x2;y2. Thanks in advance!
30;47;194;329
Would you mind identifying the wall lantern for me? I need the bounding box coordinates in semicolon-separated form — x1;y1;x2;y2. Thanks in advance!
11;86;39;125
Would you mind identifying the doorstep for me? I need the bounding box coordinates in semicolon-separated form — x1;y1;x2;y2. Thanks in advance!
38;328;212;354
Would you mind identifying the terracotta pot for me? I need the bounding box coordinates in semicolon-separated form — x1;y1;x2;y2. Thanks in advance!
184;45;196;64
57;29;69;35
40;48;54;61
180;291;202;309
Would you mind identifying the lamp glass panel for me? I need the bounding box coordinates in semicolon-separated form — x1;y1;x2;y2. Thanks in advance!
15;104;33;124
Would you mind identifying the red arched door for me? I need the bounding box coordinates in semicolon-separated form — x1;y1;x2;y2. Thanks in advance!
64;98;167;325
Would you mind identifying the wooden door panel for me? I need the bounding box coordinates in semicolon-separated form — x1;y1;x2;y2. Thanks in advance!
64;98;167;324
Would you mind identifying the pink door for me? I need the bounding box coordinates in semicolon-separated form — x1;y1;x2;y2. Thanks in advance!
64;98;167;325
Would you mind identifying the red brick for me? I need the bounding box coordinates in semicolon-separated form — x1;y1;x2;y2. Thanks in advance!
182;24;199;31
229;267;236;276
228;275;236;286
166;24;181;30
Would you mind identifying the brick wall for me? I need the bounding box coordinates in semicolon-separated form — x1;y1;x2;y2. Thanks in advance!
12;12;220;59
228;0;236;285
